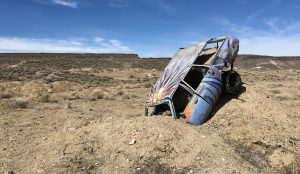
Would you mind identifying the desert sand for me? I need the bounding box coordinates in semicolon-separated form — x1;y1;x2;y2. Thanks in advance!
0;54;299;174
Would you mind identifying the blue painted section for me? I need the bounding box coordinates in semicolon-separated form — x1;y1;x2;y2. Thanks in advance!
188;71;223;125
188;97;212;125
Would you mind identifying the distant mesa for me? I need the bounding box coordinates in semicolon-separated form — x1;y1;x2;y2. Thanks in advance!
0;53;140;59
0;53;299;69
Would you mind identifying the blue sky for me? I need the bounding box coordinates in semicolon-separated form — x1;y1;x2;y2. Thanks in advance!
1;0;300;57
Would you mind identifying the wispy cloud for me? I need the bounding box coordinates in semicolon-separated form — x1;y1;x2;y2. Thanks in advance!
154;0;175;14
263;17;300;35
51;0;78;8
214;16;300;56
243;1;281;25
94;37;105;43
0;37;132;53
244;7;266;26
240;35;300;56
213;16;259;35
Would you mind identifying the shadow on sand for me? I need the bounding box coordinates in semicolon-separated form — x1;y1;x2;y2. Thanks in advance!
206;84;247;122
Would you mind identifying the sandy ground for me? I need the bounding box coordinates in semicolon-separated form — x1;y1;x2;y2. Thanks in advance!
0;56;300;174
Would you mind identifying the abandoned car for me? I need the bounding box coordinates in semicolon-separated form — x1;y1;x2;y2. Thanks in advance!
145;36;241;125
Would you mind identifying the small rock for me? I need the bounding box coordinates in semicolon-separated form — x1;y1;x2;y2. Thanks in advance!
137;167;141;171
196;157;201;160
36;169;44;173
139;152;145;159
43;137;47;140
189;170;194;173
9;137;16;141
68;127;76;131
83;121;90;126
20;121;32;127
129;139;136;145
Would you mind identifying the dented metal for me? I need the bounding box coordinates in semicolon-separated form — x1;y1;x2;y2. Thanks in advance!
145;36;240;125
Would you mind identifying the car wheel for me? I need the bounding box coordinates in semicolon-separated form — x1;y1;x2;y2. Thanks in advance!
222;70;241;95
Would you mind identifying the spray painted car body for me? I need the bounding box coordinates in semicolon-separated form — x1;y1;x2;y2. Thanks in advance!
145;36;240;125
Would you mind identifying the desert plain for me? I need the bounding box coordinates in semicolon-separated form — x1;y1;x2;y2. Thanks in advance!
0;54;300;174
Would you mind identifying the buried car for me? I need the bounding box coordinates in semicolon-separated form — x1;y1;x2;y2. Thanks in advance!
145;36;242;125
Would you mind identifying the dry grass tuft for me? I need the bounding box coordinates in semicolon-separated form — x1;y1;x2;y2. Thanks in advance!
0;86;13;99
0;92;13;99
144;82;152;88
37;93;50;102
122;95;130;99
63;92;81;100
87;91;105;101
10;98;30;109
270;89;281;94
116;91;124;96
93;91;104;99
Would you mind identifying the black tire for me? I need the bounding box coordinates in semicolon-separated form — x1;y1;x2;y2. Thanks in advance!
222;70;242;95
